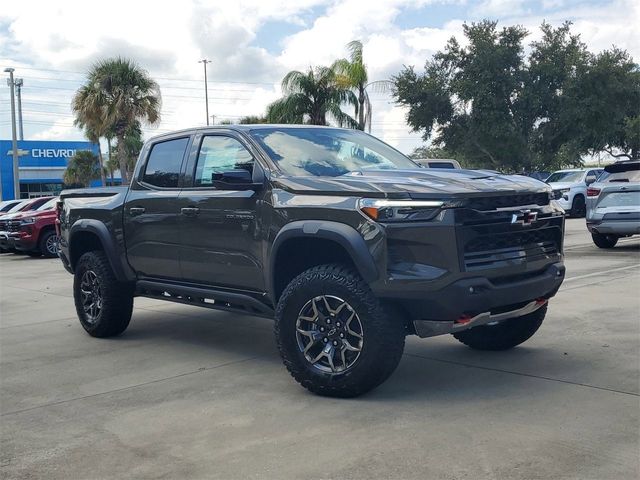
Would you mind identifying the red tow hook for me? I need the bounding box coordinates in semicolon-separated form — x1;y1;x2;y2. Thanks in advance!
535;298;548;306
455;314;473;325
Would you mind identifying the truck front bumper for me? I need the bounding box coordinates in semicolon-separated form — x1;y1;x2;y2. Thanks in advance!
0;232;16;251
12;231;37;252
413;297;549;338
384;262;565;323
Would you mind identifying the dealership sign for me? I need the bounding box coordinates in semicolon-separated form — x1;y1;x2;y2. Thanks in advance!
31;148;79;158
1;139;100;200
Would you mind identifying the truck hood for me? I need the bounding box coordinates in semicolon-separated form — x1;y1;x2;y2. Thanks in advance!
547;181;576;190
274;169;549;198
17;209;55;220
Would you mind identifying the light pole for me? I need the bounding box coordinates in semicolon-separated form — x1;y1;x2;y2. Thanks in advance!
15;78;24;141
199;59;211;126
4;68;20;200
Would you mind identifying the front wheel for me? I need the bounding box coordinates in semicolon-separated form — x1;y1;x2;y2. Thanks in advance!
570;195;586;217
275;264;406;398
591;232;618;249
73;251;134;338
453;305;547;351
39;230;60;258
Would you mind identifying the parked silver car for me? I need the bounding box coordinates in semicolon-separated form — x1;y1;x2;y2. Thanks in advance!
586;160;640;248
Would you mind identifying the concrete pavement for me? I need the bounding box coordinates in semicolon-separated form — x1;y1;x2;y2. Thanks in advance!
1;218;639;479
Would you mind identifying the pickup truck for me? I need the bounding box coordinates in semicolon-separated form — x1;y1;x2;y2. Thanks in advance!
57;125;566;397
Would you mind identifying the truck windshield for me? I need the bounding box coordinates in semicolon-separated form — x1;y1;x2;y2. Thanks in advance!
248;127;418;177
546;171;584;183
36;198;57;211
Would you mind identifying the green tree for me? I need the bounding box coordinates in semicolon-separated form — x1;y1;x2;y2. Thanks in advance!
570;48;640;160
267;66;358;127
63;150;100;187
238;115;267;124
112;122;144;178
409;145;459;161
333;40;393;132
72;57;161;184
393;21;638;171
333;40;372;131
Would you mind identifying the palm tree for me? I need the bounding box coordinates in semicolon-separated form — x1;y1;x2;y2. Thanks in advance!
63;150;101;188
72;58;161;184
80;126;106;186
333;40;392;131
266;66;358;127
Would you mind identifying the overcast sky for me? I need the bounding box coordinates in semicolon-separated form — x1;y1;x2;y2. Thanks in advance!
0;0;638;154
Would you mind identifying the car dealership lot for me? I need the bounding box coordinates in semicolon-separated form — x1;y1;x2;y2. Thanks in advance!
1;219;638;479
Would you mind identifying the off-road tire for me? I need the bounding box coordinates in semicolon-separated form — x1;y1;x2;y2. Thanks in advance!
73;251;134;338
570;195;586;217
591;232;618;249
453;305;547;351
39;229;59;258
275;264;406;398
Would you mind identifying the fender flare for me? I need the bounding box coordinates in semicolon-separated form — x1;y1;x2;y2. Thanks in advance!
268;220;379;299
68;219;135;282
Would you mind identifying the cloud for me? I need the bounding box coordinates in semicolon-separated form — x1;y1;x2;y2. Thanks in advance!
0;0;637;155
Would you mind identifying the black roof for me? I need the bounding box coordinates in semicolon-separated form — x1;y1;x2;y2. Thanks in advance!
147;124;351;141
604;160;640;173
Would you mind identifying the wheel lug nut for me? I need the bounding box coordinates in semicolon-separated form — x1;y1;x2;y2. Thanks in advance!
333;340;338;346
339;333;344;338
326;319;331;324
336;322;341;327
320;327;325;332
323;337;328;343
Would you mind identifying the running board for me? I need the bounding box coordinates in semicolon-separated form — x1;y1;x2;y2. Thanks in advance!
136;280;274;319
412;299;547;338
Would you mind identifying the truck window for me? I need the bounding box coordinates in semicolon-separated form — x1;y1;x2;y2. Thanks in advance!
194;136;254;186
142;137;189;188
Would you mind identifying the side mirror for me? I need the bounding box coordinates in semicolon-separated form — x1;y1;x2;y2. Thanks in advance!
585;175;597;185
212;169;262;191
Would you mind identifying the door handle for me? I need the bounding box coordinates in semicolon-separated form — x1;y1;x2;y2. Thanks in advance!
181;207;200;217
129;207;145;216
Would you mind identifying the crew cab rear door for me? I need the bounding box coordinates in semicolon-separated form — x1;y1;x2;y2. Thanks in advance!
123;135;191;280
177;131;266;290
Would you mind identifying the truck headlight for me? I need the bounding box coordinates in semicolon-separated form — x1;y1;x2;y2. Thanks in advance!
358;199;445;222
21;217;36;225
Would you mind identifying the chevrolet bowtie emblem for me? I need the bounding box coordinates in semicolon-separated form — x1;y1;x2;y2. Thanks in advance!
512;210;538;225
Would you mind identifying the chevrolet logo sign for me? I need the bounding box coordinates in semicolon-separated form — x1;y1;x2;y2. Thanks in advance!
511;210;538;225
6;149;29;156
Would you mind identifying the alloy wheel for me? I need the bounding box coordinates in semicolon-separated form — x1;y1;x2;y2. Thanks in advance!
46;234;59;256
295;295;364;374
80;270;102;324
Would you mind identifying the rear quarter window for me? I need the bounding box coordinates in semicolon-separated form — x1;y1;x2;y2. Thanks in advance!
142;137;189;188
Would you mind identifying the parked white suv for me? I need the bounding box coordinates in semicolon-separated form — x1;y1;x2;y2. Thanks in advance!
546;168;603;217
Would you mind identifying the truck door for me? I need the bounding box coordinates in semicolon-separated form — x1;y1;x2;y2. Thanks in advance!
123;136;190;280
177;132;266;290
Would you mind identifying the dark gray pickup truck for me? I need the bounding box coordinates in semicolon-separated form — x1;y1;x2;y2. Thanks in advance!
57;125;565;397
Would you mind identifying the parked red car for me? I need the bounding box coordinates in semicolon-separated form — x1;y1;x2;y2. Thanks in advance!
0;197;53;253
10;197;60;257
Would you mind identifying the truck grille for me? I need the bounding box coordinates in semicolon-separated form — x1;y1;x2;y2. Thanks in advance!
463;227;560;271
0;220;8;231
466;192;550;211
7;220;21;232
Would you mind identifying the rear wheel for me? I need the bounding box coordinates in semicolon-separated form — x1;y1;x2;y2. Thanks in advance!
570;195;586;217
73;251;134;337
591;232;618;249
453;305;547;351
39;230;60;258
275;264;406;398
